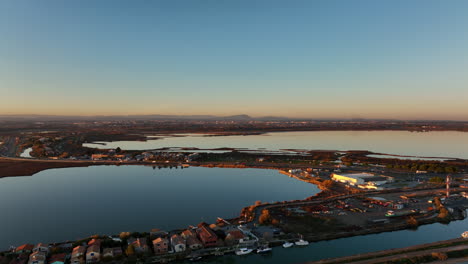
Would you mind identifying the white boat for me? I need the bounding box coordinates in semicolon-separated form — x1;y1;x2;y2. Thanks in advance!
235;248;253;255
462;231;468;238
256;246;272;254
295;239;309;246
282;242;294;248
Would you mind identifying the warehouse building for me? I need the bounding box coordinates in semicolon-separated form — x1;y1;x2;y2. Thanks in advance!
331;173;391;188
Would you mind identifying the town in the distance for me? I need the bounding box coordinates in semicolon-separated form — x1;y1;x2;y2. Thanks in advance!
1;118;468;264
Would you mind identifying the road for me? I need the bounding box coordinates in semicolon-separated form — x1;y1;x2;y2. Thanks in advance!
0;136;19;157
307;238;468;264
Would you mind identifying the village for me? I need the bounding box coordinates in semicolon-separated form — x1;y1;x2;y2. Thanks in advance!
1;218;289;264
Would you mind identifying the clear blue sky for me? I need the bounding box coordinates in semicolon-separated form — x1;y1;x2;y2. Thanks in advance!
1;0;467;120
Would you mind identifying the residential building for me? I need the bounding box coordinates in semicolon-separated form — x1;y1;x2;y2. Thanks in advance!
185;236;203;251
48;254;66;264
224;230;246;246
85;245;100;264
33;244;49;254
69;257;84;264
170;235;186;253
150;228;168;238
87;239;101;247
71;246;86;259
102;247;122;258
129;238;149;253
196;225;218;248
15;245;34;254
181;229;197;240
152;238;168;255
27;251;46;264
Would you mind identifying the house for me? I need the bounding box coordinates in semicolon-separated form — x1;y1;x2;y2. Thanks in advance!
71;246;86;259
16;244;34;254
150;228;168;238
69;257;84;264
196;225;218;248
129;238;149;253
87;239;101;247
27;251;46;264
224;230;246;246
181;229;197;240
185;236;203;251
85;245;100;264
170;235;186;253
33;244;49;254
48;253;66;264
152;238;169;255
102;247;122;258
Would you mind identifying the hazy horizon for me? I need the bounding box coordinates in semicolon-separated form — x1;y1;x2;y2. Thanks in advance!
1;1;468;120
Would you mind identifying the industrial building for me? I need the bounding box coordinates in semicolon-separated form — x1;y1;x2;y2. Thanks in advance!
331;173;392;189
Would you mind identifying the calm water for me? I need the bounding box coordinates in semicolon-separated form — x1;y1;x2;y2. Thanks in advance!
83;131;468;159
207;217;468;264
0;166;318;250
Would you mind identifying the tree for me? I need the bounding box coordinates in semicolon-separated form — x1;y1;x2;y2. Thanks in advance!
125;244;135;256
259;209;272;225
406;216;419;227
322;180;335;189
119;232;130;240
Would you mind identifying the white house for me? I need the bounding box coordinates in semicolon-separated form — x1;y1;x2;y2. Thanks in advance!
170;235;186;253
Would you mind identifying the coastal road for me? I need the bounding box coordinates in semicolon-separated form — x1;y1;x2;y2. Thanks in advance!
329;244;468;264
306;238;468;264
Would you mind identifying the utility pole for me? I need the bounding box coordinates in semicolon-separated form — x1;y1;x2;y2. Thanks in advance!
446;174;452;198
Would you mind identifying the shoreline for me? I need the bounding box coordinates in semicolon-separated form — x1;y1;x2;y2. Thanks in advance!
1;160;468;263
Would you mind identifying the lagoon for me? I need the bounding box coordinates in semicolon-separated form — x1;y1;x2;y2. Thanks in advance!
83;131;468;159
0;166;318;250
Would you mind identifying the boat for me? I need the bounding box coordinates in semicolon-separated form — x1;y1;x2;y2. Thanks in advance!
295;239;309;246
462;231;468;238
235;248;253;255
256;245;272;254
189;256;202;262
282;242;294;248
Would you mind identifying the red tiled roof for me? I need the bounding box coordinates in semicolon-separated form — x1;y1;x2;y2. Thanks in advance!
86;244;100;254
15;244;34;252
227;230;245;240
72;246;86;255
87;239;101;246
197;226;218;242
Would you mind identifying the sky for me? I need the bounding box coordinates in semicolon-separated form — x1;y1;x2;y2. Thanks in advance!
0;0;467;120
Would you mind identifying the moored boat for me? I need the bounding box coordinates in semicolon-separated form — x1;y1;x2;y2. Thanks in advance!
257;245;272;254
283;242;294;248
235;248;253;255
295;239;309;246
461;231;468;238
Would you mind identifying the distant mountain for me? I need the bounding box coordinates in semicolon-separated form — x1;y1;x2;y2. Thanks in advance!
0;114;463;122
0;114;255;122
